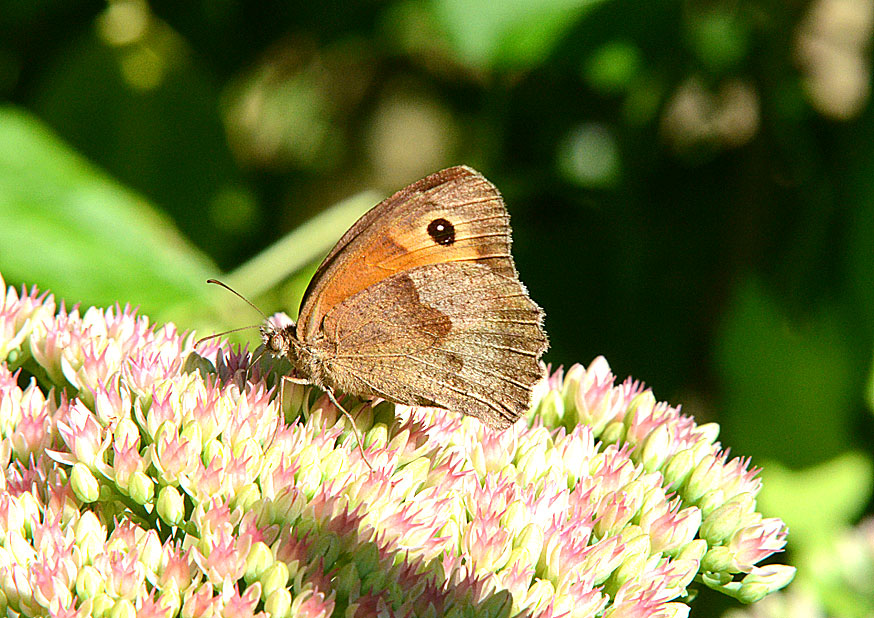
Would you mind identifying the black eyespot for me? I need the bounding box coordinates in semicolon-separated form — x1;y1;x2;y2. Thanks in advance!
427;218;455;246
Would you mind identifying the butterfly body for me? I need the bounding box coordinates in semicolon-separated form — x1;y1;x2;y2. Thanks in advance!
263;166;548;430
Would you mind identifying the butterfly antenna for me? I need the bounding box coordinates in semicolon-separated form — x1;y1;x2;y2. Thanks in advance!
207;279;268;319
326;389;374;472
195;325;260;349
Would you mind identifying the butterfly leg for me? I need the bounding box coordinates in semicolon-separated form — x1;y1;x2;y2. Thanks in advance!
278;375;311;417
324;388;374;472
282;376;310;384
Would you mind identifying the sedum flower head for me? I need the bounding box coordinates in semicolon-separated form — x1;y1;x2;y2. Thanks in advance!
0;273;792;616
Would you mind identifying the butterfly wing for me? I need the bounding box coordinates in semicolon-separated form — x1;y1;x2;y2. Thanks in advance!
296;166;517;341
318;261;548;429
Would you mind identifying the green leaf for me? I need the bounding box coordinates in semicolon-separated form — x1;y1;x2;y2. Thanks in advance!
432;0;607;70
714;279;858;467
0;105;216;323
758;453;874;549
0;106;382;337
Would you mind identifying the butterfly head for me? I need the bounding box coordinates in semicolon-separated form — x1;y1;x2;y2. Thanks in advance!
261;312;297;358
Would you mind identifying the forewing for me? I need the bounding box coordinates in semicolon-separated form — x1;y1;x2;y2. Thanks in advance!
296;166;516;341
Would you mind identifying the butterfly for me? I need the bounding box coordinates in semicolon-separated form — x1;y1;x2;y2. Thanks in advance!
259;166;548;437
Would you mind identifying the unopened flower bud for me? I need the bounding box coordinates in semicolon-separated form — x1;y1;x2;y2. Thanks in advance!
581;535;624;585
156;486;184;526
128;471;154;505
736;565;796;603
311;532;341;571
522;579;555;614
138;530;162;575
397;456;431;498
600;421;626;445
607;533;651;591
76;565;104;599
296;463;321;499
91;593;114;618
663;448;696;490
685;454;719;503
694;422;720;445
437;519;461;555
260;562;290;599
71;463;100;503
386;427;410;453
182;351;215;378
661;602;691;618
361;568;387;595
182;420;205;448
352;403;374;431
696;489;725;517
159;586;181;617
623;392;656;431
676;539;707;563
233;483;261;511
0;495;24;538
501;502;528;539
109;598;135;618
281;379;307;418
75;511;106;564
539;390;566;427
201;438;224;468
700;493;755;545
641;423;672;472
245;541;274;584
560;364;586;409
367;422;388;450
295;444;319;473
320;449;346;480
153;420;177;448
352;542;379;578
18;491;39;536
114;417;140;446
479;589;513;618
334;563;361;600
265;587;292;618
701;546;733;573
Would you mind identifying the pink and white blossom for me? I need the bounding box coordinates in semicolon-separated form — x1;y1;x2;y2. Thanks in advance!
0;275;793;616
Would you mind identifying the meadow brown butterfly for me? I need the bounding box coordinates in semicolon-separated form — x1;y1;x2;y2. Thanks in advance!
261;166;548;431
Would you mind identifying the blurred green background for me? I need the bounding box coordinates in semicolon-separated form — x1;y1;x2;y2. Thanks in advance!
2;0;874;614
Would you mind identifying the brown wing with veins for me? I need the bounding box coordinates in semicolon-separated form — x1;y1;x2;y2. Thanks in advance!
318;262;547;429
296;166;515;341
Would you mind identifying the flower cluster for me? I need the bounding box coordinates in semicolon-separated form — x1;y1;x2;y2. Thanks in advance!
0;273;793;617
723;516;874;618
